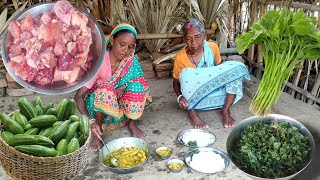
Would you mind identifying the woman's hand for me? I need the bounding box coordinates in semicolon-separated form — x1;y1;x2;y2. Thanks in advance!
90;120;103;140
178;96;189;110
116;85;126;99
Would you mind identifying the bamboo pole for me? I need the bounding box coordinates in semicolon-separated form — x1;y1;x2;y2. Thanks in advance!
253;0;320;11
242;55;320;104
256;2;266;79
104;30;216;40
247;1;258;73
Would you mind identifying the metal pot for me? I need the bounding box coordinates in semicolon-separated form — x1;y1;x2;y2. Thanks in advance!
1;2;106;95
226;114;315;180
99;137;150;174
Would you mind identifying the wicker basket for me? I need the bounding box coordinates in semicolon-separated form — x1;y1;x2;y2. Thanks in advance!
0;130;91;180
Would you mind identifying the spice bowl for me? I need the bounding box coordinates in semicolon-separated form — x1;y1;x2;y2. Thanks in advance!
166;159;185;173
155;146;172;160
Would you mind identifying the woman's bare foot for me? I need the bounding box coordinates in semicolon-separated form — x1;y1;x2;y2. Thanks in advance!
220;109;236;128
128;120;145;138
188;110;209;129
90;135;103;151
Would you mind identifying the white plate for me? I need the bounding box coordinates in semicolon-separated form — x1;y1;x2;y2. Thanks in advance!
177;129;216;148
185;147;229;174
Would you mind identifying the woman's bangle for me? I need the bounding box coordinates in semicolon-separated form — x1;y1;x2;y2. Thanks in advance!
89;119;96;125
177;95;183;103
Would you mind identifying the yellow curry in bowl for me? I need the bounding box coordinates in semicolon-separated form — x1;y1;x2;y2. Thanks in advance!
103;147;147;168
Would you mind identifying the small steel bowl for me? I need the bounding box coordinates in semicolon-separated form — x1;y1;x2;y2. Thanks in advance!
227;114;315;180
1;2;105;95
155;146;172;160
166;159;185;173
99;137;150;174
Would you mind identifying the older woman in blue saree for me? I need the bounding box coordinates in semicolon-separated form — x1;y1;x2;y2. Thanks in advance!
173;19;250;129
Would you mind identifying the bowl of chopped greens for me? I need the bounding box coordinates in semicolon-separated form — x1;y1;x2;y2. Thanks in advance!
227;114;315;180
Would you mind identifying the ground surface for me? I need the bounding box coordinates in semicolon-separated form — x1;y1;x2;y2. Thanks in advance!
0;78;319;180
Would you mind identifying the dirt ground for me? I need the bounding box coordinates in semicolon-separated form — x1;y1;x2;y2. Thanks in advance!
0;77;319;180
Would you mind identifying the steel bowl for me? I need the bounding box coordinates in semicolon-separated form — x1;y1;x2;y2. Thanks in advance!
177;129;216;148
226;114;315;180
99;137;150;174
185;147;229;174
1;2;105;95
155;146;172;160
166;159;185;173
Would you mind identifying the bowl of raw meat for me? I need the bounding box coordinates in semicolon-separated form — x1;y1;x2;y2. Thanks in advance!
1;0;106;94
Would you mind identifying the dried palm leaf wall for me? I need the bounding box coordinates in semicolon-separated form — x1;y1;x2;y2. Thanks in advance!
234;0;320;105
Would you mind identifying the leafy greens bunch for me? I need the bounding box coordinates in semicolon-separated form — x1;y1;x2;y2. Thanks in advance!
231;121;311;178
236;9;320;116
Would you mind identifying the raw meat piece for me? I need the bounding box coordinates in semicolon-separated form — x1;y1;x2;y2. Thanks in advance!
75;51;88;68
9;44;22;57
8;21;21;40
7;61;38;82
38;42;52;54
39;22;62;45
20;15;33;32
57;53;77;71
53;67;81;83
81;26;91;37
53;40;66;56
71;11;88;31
34;68;54;85
40;48;57;68
64;27;81;42
20;31;33;41
76;36;91;53
40;12;52;25
66;42;78;56
54;0;74;26
10;55;25;63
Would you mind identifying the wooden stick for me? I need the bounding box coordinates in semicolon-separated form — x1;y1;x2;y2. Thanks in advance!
256;3;266;79
253;0;320;11
291;60;304;96
248;0;258;61
242;55;320;104
160;43;186;54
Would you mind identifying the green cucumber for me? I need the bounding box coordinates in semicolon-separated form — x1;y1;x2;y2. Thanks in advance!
15;145;57;157
34;105;43;116
69;115;80;122
18;97;36;120
1;131;14;144
64;99;76;120
56;139;68;156
38;127;54;137
11;110;28;129
29;115;57;128
9;134;54;147
79;115;89;136
0;113;24;134
49;120;71;143
67;138;80;154
56;98;68;121
24;128;40;135
64;121;80;143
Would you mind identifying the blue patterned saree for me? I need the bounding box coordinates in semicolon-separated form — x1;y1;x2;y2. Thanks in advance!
179;42;250;111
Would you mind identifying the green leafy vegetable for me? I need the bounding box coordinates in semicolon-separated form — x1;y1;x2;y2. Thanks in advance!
231;120;311;178
187;141;198;147
236;9;320;115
